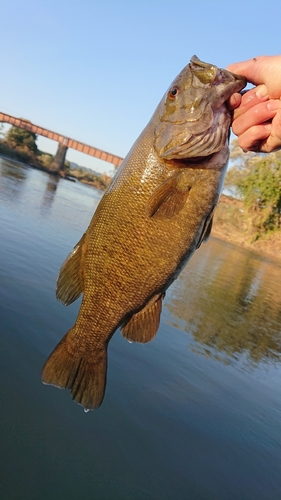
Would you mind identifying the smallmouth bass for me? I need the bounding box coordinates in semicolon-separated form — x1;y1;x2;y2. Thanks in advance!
42;56;246;409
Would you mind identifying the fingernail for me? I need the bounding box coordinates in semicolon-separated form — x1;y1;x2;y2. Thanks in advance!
267;101;281;110
256;84;268;98
264;124;271;130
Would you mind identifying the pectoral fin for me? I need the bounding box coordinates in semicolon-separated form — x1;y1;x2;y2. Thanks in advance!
121;293;165;344
56;232;87;305
146;172;191;219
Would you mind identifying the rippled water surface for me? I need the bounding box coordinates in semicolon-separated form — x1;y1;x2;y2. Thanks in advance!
1;158;281;500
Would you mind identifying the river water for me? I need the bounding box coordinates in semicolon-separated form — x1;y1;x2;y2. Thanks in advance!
0;157;281;500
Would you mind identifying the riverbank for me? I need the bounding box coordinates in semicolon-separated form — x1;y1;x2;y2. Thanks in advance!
213;194;281;261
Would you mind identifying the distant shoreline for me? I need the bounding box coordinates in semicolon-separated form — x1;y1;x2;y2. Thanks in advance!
0;149;111;190
1;154;280;262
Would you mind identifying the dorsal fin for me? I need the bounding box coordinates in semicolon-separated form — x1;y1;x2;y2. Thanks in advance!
196;208;215;249
56;232;87;305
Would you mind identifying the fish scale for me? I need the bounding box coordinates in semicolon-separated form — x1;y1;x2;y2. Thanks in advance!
42;56;246;409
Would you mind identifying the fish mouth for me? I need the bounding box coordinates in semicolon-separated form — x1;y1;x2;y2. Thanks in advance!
190;55;247;101
217;69;247;101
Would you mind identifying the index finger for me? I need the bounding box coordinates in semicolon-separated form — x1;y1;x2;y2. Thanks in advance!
232;86;268;119
227;56;281;98
227;58;261;83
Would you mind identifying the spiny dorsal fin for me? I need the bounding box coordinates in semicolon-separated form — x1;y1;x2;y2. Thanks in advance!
56;232;87;305
145;172;191;219
196;208;215;249
121;293;165;344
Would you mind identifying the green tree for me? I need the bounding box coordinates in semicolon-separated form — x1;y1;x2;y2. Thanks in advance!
5;125;38;153
226;140;281;239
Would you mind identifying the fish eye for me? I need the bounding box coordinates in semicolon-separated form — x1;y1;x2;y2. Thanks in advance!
168;86;179;99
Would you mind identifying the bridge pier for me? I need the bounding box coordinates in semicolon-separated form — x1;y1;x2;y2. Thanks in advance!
49;142;68;173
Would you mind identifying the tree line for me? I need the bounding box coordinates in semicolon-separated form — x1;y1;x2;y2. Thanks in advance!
0;122;54;169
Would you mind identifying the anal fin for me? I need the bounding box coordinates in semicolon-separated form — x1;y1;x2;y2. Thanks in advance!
121;293;165;344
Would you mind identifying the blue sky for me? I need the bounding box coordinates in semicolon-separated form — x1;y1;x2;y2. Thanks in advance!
1;0;281;173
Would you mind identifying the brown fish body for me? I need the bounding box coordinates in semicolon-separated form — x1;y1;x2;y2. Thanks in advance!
42;57;246;409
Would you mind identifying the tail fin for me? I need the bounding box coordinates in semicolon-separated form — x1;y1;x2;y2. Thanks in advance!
42;330;107;410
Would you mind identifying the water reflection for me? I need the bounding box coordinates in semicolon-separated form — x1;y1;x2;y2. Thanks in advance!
0;157;28;182
166;239;281;367
0;157;29;203
40;176;59;214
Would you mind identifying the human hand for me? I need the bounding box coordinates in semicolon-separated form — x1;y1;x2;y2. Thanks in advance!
227;56;281;153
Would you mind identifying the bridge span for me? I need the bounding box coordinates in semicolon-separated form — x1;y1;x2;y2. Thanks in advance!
0;112;123;172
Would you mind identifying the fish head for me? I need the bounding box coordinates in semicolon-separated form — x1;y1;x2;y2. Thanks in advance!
154;55;247;160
